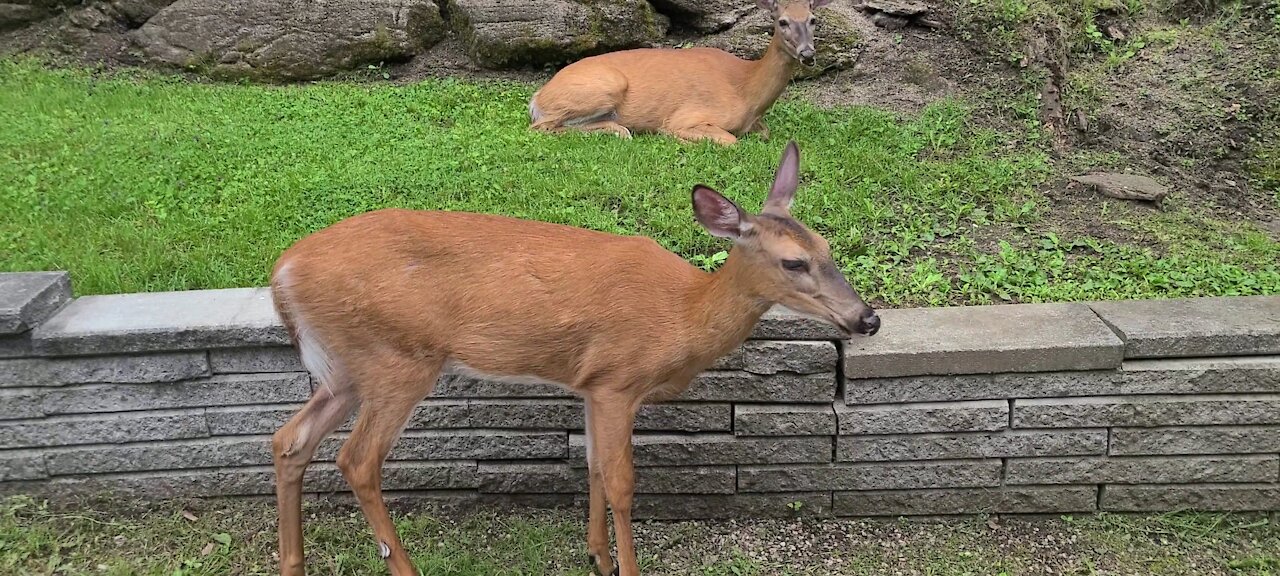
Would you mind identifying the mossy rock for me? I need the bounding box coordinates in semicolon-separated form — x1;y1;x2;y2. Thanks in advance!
132;0;446;81
449;0;669;69
0;0;82;31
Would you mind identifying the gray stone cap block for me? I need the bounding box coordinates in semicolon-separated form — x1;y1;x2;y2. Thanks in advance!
19;283;851;356
749;306;845;340
0;272;71;335
844;302;1124;379
1089;296;1280;358
32;287;288;356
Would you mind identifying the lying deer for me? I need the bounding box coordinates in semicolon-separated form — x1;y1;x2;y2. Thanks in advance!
267;141;879;576
528;0;834;145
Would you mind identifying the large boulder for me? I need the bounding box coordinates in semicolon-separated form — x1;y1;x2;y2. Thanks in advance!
698;4;861;79
0;0;79;31
449;0;669;69
108;0;177;26
131;0;446;80
649;0;755;32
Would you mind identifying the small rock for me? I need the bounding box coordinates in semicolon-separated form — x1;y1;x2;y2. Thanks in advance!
861;0;929;17
1069;172;1169;205
870;12;908;30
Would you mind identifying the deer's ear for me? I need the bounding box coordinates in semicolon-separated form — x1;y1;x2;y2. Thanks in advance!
763;140;800;213
692;185;751;239
811;0;833;8
757;0;778;13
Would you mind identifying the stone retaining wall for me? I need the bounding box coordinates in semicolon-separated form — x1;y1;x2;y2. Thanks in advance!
2;271;1278;517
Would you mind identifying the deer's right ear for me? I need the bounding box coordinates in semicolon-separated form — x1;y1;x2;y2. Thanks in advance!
692;185;750;239
757;0;778;13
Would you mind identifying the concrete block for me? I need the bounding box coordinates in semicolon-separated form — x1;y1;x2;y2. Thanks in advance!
1089;296;1280;358
31;287;288;356
209;347;303;373
407;400;479;428
680;371;836;403
749;305;845;340
836;400;1008;435
844;303;1123;379
709;346;746;370
477;463;735;494
52;468;277;498
0;333;33;359
838;429;1107;461
586;492;834;520
0;352;210;388
834;486;1099;516
45;437;272;475
846;358;1280;404
431;373;571;398
41;372;311;414
0;450;47;481
734;404;835;436
0;410;208;449
1120;357;1280;393
568;434;830;466
1007;455;1279;485
1013;395;1280;428
0;272;70;335
206;404;302;435
316;430;566;461
1101;484;1280;512
742;341;837;375
738;460;1001;492
477;462;577;493
1110;426;1280;456
637;403;732;432
0;390;44;420
407;400;730;432
305;462;479;492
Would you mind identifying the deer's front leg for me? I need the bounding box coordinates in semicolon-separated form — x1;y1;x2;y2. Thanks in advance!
587;395;640;575
584;403;616;576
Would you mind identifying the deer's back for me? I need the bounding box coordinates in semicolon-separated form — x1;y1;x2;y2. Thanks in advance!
272;208;703;385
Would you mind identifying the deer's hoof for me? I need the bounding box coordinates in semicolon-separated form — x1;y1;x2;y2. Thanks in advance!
589;554;617;576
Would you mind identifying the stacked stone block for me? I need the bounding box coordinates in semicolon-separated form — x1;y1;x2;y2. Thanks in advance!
1;271;1278;518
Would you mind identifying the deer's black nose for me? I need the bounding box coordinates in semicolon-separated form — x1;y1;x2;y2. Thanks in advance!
856;311;880;336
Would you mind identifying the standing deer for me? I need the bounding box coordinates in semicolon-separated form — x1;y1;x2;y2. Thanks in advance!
267;141;879;576
528;0;834;145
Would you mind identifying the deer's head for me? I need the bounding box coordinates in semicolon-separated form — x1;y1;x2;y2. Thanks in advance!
692;141;880;338
760;0;833;66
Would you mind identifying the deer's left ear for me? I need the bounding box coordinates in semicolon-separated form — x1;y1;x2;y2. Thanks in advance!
811;0;833;8
763;140;800;214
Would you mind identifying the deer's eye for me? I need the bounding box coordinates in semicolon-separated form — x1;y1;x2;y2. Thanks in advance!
781;259;808;272
778;19;789;27
809;17;817;25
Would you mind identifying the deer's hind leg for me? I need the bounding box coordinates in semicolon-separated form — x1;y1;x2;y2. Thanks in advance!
336;353;445;576
529;67;631;139
273;379;358;576
669;123;738;146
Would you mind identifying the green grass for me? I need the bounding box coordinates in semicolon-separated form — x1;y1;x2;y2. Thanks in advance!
1;58;1277;306
4;496;1279;575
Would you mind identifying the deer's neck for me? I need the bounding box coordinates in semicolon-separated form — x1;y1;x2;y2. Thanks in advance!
742;34;797;119
685;248;772;365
